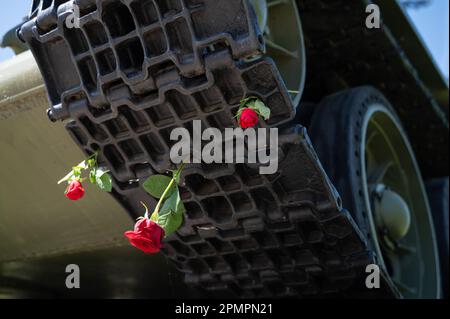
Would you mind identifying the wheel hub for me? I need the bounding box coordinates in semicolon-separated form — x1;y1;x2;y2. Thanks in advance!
372;184;412;245
363;106;441;298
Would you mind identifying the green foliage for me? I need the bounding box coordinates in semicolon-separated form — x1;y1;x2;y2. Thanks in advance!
95;168;112;192
143;175;175;199
145;164;186;237
238;97;271;121
254;99;271;120
160;188;185;217
89;168;97;184
157;210;183;237
58;151;112;194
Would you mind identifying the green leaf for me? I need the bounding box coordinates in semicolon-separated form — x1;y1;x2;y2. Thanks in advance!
240;96;258;107
240;97;271;120
157;210;184;237
73;167;82;179
143;175;175;199
160;196;175;217
254;100;271;120
240;98;251;107
87;158;96;168
246;101;257;110
89;168;97;184
160;188;185;217
95;168;113;192
158;188;185;236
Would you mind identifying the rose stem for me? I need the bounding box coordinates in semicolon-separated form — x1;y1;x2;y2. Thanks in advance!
152;163;185;217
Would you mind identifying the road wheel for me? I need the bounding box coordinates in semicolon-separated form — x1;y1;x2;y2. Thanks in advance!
426;178;449;298
309;86;441;299
250;0;306;105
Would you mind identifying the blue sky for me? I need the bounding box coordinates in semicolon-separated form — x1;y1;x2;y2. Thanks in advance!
0;0;448;78
406;0;449;77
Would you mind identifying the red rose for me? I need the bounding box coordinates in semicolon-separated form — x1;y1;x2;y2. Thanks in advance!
239;108;259;128
124;219;165;254
65;180;85;201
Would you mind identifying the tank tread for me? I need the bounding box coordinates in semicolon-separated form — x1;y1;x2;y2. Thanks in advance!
20;0;396;298
164;127;380;298
20;0;264;120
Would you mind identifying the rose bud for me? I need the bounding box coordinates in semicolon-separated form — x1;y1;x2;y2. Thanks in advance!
124;218;165;254
65;180;85;201
239;108;259;129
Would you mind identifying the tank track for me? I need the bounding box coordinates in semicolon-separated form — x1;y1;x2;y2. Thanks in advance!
20;0;396;298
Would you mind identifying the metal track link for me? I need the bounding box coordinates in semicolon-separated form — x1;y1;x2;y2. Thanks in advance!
20;0;396;298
